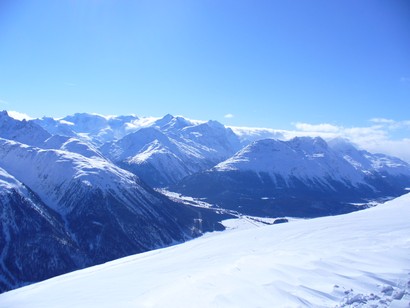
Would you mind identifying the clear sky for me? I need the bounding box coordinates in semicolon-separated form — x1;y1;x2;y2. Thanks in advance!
0;0;409;131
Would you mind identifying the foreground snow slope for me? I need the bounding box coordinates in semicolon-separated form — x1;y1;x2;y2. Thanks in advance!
1;194;410;307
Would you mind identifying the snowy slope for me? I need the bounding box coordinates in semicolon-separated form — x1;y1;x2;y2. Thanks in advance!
179;120;242;161
0;167;26;193
43;135;105;159
0;138;142;213
0;135;226;292
215;137;367;188
0;167;81;293
100;127;206;186
1;194;409;307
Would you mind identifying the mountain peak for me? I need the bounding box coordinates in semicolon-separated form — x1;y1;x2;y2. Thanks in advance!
289;136;327;148
153;114;193;132
214;136;365;188
204;120;226;130
163;113;174;119
328;137;358;152
0;111;51;146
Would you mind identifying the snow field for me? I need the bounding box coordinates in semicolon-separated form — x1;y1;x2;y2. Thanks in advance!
1;194;410;307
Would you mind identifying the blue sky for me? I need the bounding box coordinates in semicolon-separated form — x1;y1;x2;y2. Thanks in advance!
0;0;409;131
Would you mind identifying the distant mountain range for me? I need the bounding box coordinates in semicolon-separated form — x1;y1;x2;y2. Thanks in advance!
1;110;410;293
174;137;410;217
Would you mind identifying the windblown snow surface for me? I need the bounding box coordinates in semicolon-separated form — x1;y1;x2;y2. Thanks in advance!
1;194;410;307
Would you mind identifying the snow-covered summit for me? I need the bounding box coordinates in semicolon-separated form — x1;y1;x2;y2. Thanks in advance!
100;116;242;187
33;113;144;145
181;120;242;158
101;127;175;161
215;137;365;187
99;126;201;186
152;114;198;132
0;110;51;146
174;136;410;217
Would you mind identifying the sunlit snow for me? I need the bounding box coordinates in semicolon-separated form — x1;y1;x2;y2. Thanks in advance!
1;194;409;307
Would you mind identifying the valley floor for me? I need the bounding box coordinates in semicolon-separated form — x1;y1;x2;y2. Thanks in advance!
1;194;410;307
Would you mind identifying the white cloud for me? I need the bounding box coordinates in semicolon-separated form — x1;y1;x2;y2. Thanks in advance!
229;126;285;142
293;122;339;133
8;111;33;121
224;113;234;119
287;120;410;163
368;118;410;131
362;138;410;160
370;118;396;124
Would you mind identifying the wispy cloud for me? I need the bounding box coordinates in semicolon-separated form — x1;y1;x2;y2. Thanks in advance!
369;118;410;130
0;98;10;106
224;113;234;119
370;118;396;124
293;122;339;133
8;111;33;121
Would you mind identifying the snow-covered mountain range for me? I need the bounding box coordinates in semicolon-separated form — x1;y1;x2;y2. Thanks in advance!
1;109;410;294
100;116;242;186
0;111;227;292
174;136;410;217
34;113;242;186
1;192;409;307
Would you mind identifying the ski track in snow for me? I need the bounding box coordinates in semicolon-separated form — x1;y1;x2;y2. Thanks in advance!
1;194;410;307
